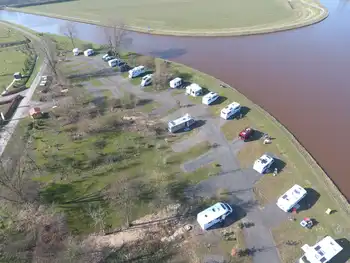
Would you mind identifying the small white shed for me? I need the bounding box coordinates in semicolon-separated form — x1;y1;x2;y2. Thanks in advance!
84;49;94;57
169;77;183;88
72;48;80;56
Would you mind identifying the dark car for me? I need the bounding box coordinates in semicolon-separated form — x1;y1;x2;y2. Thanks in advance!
119;63;130;72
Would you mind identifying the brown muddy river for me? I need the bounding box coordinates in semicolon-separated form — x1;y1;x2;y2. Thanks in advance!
1;0;349;200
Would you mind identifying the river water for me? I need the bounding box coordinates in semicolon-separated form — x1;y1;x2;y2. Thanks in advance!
1;0;350;200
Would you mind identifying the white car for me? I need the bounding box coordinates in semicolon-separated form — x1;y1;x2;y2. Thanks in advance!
41;76;47;81
141;74;152;87
202;92;219;105
39;80;47;86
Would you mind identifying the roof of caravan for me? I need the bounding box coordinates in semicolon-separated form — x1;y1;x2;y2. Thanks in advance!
203;92;218;100
277;184;307;210
302;236;343;263
221;102;240;114
253;154;274;171
73;48;79;52
197;202;230;225
168;114;193;127
170;77;182;84
131;65;144;71
84;49;93;52
187;83;202;92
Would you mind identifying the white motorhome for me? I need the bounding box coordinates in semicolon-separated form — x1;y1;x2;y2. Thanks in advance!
141;74;152;87
202;92;219;105
253;154;274;174
277;184;307;212
220;102;241;119
197;202;233;230
128;66;145;78
168;114;195;133
299;236;343;263
72;48;80;56
84;49;94;57
169;77;183;89
108;58;121;67
186;83;203;97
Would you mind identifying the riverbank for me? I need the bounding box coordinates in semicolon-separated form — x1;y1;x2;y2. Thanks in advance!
6;0;328;37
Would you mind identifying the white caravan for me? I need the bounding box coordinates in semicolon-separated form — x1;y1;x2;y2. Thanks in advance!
299;236;343;263
72;48;80;56
277;184;307;212
253;154;274;174
108;58;121;67
220;102;241;119
202;92;219;105
197;202;233;230
186;83;203;97
84;49;94;57
169;77;183;88
128;66;145;78
168;114;195;133
141;74;152;87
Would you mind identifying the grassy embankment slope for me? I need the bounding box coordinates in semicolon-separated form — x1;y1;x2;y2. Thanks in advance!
9;0;328;36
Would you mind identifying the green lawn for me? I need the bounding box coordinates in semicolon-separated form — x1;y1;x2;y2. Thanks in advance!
0;24;24;43
0;47;29;92
18;0;300;33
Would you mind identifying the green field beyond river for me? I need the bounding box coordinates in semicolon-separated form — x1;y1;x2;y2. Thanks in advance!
15;0;327;36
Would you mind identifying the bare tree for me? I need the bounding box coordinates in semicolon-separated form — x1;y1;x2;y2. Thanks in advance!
137;56;156;71
87;204;106;234
153;61;172;91
40;37;61;83
103;19;128;58
103;176;142;228
60;22;77;48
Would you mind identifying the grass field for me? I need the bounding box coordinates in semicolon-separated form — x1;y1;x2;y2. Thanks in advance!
0;24;24;43
14;0;328;36
0;46;28;92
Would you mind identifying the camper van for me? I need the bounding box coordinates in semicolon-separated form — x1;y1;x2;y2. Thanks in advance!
72;48;80;56
128;66;145;79
168;114;195;133
169;77;183;89
220;102;241;119
141;74;152;87
253;154;274;174
108;58;122;67
202;92;219;105
197;202;233;230
84;49;94;57
186;83;203;97
277;184;307;212
299;236;343;263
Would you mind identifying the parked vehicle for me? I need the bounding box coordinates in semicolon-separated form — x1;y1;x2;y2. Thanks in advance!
299;236;342;263
238;127;254;141
108;58;121;67
141;74;152;87
253;154;274;174
72;48;80;56
197;202;233;230
202;91;219;105
129;66;145;78
169;77;183;88
102;54;109;61
84;49;94;57
186;83;203;97
220;102;241;119
168;113;195;133
276;184;307;212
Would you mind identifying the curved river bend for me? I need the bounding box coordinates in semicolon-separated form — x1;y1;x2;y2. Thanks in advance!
1;0;350;200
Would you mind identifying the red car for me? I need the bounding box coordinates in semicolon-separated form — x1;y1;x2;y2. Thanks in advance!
239;127;254;141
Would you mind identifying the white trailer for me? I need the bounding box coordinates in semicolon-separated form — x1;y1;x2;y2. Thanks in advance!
253;154;274;174
186;83;203;97
197;202;233;230
299;236;343;263
141;74;152;87
129;65;145;78
170;77;183;88
84;49;94;56
202;92;219;105
168;113;195;133
277;184;307;212
108;58;122;67
220;102;241;119
72;48;80;56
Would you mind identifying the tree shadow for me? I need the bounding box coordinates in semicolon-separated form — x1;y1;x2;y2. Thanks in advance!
270;158;286;173
211;96;227;105
297;188;320;211
149;48;187;59
333;238;350;263
247;129;264;142
68;68;118;81
239;106;250;118
137;98;153;106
